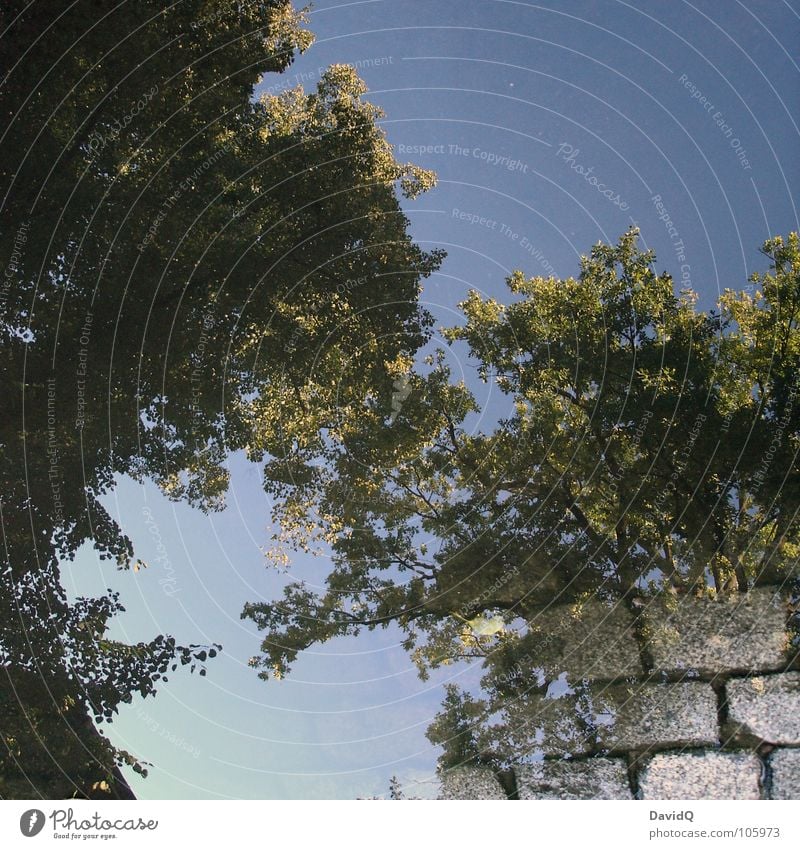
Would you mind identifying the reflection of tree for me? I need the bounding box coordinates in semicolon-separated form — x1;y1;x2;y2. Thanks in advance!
3;665;133;799
245;230;800;766
0;1;441;794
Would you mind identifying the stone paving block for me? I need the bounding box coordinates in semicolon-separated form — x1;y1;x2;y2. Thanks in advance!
768;749;800;800
438;767;507;800
525;599;643;682
516;758;632;799
639;751;761;800
644;588;789;675
725;673;800;746
593;682;718;752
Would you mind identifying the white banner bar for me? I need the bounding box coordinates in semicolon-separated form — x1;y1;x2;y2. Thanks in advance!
1;799;798;848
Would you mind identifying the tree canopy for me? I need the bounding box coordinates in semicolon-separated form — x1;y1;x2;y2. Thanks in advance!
1;0;441;794
243;229;800;763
